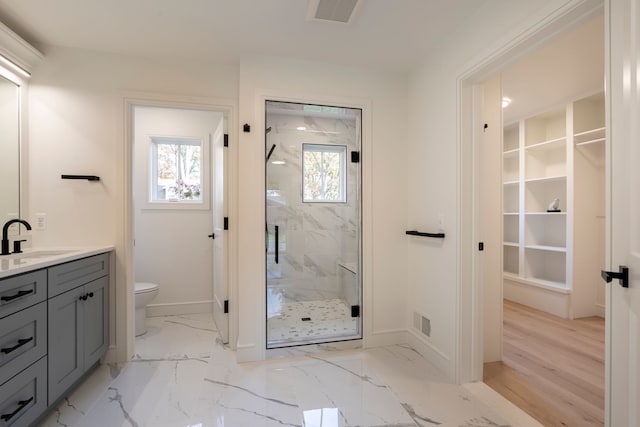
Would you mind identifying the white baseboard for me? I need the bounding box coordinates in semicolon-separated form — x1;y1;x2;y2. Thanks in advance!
365;328;407;348
407;329;453;380
595;303;605;318
146;300;213;317
464;382;543;427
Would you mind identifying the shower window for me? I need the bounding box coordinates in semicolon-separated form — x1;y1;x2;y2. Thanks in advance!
302;144;347;203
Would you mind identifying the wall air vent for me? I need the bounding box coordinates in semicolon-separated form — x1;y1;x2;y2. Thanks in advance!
307;0;360;24
413;311;431;338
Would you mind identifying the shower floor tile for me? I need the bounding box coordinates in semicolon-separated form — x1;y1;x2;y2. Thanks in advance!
267;298;358;346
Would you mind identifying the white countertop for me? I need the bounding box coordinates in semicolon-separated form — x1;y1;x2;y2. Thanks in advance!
0;246;114;279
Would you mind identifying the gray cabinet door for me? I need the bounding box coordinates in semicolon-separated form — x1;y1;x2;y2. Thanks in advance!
47;287;84;405
48;253;109;298
83;276;109;368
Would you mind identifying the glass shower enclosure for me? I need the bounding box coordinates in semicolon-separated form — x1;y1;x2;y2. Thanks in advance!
265;101;362;348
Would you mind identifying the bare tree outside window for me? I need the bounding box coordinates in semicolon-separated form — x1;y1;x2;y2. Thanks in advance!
303;144;346;203
151;137;202;202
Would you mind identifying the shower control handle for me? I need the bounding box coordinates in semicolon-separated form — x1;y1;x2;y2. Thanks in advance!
274;225;279;264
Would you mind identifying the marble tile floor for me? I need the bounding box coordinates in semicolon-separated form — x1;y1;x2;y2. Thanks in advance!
267;299;358;347
39;313;521;427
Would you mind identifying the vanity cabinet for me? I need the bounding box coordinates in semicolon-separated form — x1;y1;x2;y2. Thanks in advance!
0;251;110;426
48;255;109;405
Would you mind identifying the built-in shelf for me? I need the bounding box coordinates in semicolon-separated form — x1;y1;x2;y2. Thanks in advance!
503;92;604;319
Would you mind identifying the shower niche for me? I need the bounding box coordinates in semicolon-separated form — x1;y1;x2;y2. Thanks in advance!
265;100;362;348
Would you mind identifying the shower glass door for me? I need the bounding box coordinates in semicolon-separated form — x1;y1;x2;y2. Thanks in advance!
266;100;362;348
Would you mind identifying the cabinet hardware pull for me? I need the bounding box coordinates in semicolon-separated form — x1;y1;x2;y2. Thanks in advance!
1;337;33;354
0;396;33;421
88;292;94;298
0;289;34;302
79;294;88;301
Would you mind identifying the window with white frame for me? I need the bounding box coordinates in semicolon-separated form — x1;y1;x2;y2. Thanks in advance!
150;136;203;203
302;144;347;203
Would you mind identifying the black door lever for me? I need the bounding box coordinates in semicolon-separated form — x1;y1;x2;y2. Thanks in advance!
601;265;629;288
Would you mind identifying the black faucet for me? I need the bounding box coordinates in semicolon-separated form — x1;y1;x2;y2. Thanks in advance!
1;219;32;256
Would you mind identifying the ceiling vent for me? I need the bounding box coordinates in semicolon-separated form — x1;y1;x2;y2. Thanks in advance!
307;0;360;24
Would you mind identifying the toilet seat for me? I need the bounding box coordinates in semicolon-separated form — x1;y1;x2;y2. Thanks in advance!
135;282;159;294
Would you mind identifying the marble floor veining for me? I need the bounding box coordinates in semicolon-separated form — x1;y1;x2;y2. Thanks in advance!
39;313;518;427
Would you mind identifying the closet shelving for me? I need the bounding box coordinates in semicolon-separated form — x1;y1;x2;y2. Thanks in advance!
503;91;605;318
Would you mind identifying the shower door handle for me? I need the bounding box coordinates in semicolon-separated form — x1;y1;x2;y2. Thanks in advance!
274;225;279;264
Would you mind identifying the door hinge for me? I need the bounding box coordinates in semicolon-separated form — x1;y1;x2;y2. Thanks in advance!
478;242;484;251
223;134;229;147
351;151;360;163
223;217;229;230
223;300;229;313
351;305;360;318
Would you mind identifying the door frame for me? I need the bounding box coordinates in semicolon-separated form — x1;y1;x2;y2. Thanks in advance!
263;98;364;349
456;0;604;382
123;94;238;360
245;90;372;360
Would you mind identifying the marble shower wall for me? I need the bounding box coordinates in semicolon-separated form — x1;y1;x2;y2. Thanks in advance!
266;104;360;303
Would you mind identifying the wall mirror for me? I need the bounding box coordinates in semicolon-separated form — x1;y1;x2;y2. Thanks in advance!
0;73;20;229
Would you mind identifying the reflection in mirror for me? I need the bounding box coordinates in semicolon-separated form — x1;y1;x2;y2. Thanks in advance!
0;74;19;233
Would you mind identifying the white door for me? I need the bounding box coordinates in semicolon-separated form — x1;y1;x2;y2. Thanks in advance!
212;119;229;343
608;0;640;424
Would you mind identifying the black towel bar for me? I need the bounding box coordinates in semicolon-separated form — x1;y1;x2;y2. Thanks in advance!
61;174;100;181
406;230;445;239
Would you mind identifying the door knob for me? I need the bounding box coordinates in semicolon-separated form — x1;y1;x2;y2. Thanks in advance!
601;265;629;288
208;233;215;239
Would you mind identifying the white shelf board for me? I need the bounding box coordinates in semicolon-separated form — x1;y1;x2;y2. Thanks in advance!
524;211;567;216
575;137;605;147
574;126;605;138
503;242;519;247
525;136;566;151
503;180;519;186
503;272;570;294
503;148;519;156
524;244;567;253
503;212;519;216
525;175;567;184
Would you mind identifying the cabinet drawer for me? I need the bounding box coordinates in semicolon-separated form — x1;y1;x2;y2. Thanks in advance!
0;356;47;427
48;253;109;297
0;303;47;386
0;270;46;319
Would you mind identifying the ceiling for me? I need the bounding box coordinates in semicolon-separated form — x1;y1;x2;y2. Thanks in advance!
0;0;488;73
502;12;604;122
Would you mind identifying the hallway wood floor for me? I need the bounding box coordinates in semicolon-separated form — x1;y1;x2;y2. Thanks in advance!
483;299;605;427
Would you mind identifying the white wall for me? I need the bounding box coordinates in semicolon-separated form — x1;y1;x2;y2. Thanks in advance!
406;0;591;379
237;56;408;361
133;106;223;315
26;46;238;360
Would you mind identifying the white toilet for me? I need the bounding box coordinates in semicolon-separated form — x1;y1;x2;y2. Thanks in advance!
135;282;159;336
